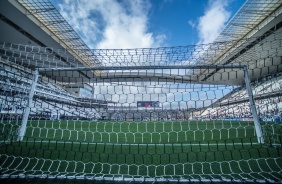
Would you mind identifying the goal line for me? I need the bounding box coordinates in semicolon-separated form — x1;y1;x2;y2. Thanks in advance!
18;140;260;146
0;174;274;183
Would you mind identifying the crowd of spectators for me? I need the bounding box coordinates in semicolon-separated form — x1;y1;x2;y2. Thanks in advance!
0;61;99;120
199;74;282;122
1;59;282;123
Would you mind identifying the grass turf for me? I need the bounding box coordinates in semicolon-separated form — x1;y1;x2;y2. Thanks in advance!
0;120;281;182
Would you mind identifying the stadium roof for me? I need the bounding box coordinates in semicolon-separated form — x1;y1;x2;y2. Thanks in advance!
15;0;101;68
0;0;282;86
216;0;282;43
210;0;282;64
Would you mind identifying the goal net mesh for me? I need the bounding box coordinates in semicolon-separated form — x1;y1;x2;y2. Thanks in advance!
0;30;282;183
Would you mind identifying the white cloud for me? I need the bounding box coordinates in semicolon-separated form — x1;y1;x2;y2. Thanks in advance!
56;0;232;109
197;0;231;44
58;0;165;49
188;20;196;29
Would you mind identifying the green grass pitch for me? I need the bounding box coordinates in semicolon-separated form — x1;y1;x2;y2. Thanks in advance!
0;120;281;182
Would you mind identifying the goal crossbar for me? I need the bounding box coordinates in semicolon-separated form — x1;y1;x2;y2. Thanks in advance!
37;64;246;72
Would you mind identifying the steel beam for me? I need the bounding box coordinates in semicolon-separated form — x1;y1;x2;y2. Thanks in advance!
38;64;246;72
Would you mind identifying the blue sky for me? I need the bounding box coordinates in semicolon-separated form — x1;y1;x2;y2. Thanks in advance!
51;0;246;49
49;0;246;107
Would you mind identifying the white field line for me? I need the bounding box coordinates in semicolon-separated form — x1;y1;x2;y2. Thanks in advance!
0;174;276;183
2;140;262;146
0;174;278;183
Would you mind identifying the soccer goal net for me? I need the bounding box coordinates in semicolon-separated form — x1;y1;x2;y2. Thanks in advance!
0;41;282;183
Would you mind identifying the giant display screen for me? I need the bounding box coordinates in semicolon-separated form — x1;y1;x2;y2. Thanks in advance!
137;101;159;108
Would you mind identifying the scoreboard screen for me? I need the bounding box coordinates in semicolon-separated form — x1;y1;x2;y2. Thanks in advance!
137;101;159;107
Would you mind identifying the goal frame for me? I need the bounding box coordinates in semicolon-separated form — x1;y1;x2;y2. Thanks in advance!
18;64;264;143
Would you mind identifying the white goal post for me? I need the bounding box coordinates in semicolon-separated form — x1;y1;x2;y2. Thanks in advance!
17;64;264;143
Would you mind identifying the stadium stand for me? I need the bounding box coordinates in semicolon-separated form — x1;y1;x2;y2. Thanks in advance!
0;58;100;120
200;72;282;122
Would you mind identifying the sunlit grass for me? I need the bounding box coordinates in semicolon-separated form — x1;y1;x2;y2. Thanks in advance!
0;120;281;182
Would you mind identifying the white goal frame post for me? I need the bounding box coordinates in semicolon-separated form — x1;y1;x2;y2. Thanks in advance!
18;64;264;143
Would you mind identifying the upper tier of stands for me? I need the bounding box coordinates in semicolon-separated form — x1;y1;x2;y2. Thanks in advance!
0;59;99;119
1;56;281;122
